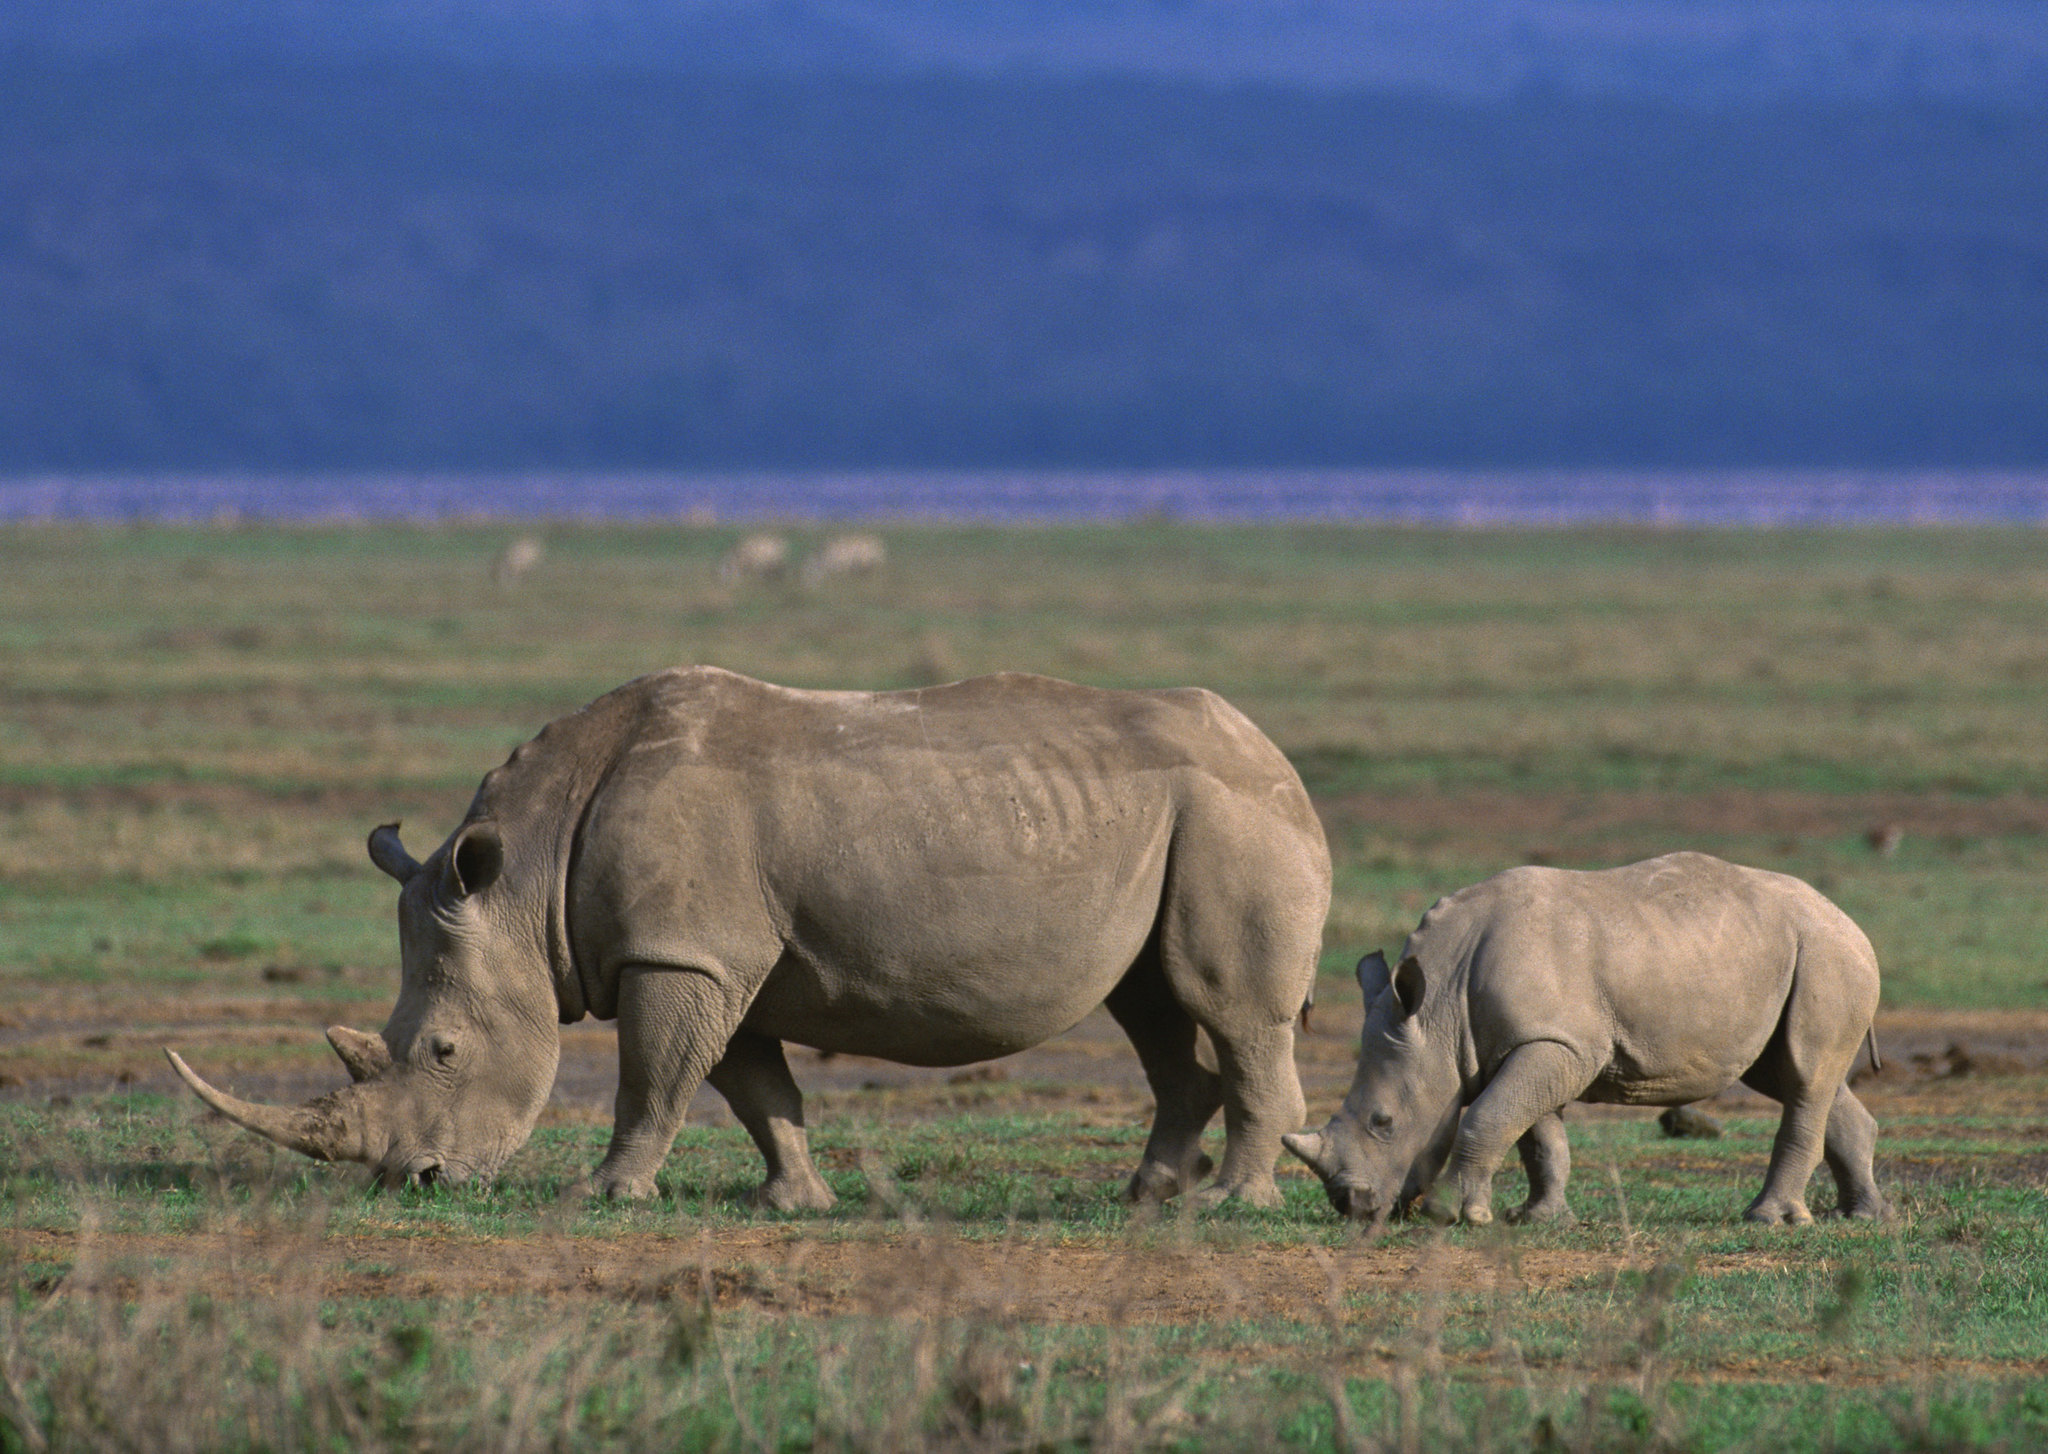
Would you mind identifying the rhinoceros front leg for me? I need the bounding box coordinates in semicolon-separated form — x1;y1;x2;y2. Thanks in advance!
1426;1041;1592;1226
590;964;751;1201
1506;1110;1574;1224
705;1028;836;1212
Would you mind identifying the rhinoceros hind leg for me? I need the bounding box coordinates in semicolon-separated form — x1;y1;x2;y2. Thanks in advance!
707;1028;836;1213
1821;1083;1886;1220
1189;1022;1302;1208
1740;1090;1827;1225
1106;965;1224;1202
1505;1110;1575;1224
1739;1055;1850;1226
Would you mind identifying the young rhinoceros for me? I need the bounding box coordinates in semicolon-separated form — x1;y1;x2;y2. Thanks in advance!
1284;853;1886;1227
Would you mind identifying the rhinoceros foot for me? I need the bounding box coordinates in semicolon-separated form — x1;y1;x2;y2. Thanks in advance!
1189;1175;1283;1210
1742;1196;1815;1226
584;1168;662;1202
747;1171;836;1213
1830;1193;1889;1222
1125;1153;1215;1204
1506;1195;1575;1225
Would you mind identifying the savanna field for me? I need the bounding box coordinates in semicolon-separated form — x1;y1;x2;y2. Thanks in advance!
3;521;2047;1451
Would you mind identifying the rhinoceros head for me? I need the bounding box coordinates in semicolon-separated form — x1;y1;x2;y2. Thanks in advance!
1282;950;1463;1223
169;820;561;1189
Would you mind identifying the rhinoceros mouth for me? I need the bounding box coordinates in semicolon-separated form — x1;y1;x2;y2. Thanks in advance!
1328;1180;1391;1223
376;1157;447;1191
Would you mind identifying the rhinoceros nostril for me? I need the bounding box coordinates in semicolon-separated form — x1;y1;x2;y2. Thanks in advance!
415;1164;441;1188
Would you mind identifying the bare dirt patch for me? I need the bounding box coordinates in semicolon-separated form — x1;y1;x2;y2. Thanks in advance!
0;1224;1761;1328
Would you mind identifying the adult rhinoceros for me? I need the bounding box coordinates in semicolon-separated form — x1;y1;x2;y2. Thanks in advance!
169;668;1332;1209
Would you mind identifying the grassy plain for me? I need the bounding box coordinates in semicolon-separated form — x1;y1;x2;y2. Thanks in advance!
3;520;2048;1450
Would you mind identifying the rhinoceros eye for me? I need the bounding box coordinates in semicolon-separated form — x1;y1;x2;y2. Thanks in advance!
430;1034;458;1064
1368;1111;1393;1131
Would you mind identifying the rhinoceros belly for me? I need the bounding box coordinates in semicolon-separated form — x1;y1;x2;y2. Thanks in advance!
744;843;1172;1064
1577;949;1791;1106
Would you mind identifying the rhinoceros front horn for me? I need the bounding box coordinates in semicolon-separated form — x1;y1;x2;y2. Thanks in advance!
1281;1130;1334;1178
165;1049;376;1163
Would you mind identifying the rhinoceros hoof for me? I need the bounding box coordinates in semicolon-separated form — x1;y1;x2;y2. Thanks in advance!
1125;1153;1216;1204
1190;1178;1282;1210
1417;1195;1461;1226
749;1177;836;1213
1743;1200;1815;1226
1505;1199;1575;1226
591;1171;660;1202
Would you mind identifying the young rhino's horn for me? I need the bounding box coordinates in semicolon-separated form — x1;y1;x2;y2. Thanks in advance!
1281;1130;1334;1178
326;1025;392;1083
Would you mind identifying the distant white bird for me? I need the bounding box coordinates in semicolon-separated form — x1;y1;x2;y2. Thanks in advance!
801;533;887;588
718;532;791;584
492;536;545;586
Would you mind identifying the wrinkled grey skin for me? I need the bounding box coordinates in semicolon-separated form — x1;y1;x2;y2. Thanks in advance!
171;668;1331;1209
1284;853;1886;1227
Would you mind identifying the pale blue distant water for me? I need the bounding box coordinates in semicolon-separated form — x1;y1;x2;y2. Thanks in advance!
6;470;2048;525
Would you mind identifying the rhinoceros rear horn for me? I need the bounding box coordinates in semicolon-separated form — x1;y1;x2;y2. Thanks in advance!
368;823;421;883
165;1050;376;1164
326;1025;393;1083
1281;1130;1334;1178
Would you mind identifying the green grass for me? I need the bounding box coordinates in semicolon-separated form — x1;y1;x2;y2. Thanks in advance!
4;1091;2047;1451
6;522;2048;1449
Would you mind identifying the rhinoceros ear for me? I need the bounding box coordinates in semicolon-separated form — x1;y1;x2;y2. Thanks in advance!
368;823;421;883
1356;950;1391;1004
1393;955;1427;1019
443;820;505;899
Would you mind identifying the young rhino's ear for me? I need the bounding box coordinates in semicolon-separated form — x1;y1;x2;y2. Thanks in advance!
1393;955;1427;1019
1356;950;1391;1003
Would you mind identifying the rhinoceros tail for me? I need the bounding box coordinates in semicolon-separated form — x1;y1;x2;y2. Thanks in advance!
1865;1027;1882;1075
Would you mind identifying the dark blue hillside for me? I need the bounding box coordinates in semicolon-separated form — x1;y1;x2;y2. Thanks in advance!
3;58;2044;470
